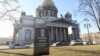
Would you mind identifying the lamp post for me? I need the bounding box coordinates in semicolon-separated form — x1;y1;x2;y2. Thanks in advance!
84;18;92;45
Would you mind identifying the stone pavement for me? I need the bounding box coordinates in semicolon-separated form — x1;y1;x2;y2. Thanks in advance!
0;45;9;49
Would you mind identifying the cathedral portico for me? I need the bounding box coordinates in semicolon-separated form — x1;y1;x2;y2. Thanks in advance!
47;26;78;45
13;0;80;45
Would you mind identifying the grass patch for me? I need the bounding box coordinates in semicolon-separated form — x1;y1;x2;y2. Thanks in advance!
0;48;33;56
0;45;100;56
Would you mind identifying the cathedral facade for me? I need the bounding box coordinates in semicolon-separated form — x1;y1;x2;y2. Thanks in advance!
13;0;80;45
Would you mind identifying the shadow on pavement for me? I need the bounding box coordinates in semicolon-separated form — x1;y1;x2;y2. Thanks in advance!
0;50;32;56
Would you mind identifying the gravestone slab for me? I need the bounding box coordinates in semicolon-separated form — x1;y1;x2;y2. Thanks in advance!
34;27;49;56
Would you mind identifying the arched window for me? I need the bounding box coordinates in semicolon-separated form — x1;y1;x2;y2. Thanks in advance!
50;11;52;16
39;11;41;17
46;11;48;16
20;19;23;23
53;11;56;17
25;29;31;42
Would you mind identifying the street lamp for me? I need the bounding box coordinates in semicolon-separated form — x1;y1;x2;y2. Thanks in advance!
84;18;92;45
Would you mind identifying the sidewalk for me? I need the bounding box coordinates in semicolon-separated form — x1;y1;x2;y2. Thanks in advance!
0;45;9;49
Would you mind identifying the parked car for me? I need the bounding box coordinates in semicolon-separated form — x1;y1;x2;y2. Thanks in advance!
25;43;34;48
51;42;60;47
9;43;29;49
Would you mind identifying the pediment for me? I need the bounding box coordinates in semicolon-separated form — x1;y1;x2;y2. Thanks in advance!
46;18;78;27
51;19;73;25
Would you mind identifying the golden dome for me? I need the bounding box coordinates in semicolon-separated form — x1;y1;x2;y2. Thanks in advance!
42;0;58;11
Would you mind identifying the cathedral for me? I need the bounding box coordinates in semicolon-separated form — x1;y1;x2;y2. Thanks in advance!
13;0;80;45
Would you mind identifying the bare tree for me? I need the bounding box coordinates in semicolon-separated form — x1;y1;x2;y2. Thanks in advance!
0;0;20;21
78;0;100;32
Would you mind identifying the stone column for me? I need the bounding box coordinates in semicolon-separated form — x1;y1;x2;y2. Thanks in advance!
49;28;51;45
60;28;62;42
72;29;75;40
64;28;66;42
70;29;76;45
69;34;72;41
51;27;54;43
56;27;58;42
74;28;77;40
75;27;80;39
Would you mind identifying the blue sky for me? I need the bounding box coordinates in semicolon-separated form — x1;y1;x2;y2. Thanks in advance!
19;0;79;17
19;0;98;34
0;0;98;37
